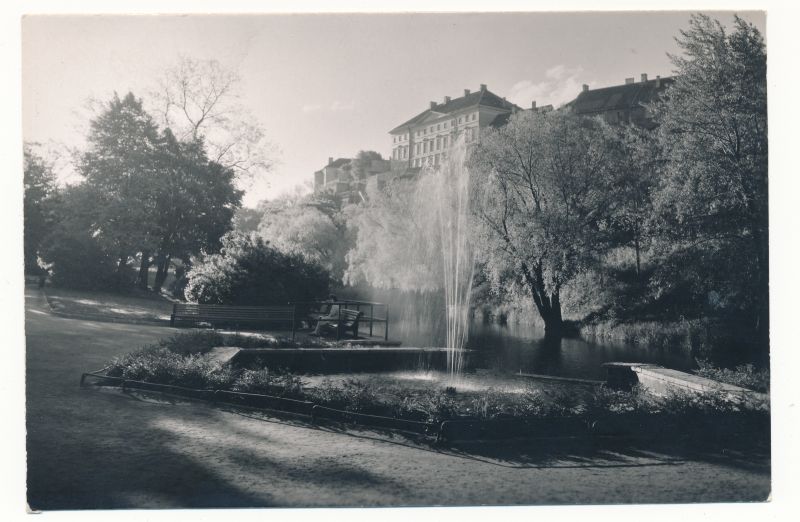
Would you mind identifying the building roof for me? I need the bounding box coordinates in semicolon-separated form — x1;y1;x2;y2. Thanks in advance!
389;87;520;134
327;157;351;168
566;77;675;115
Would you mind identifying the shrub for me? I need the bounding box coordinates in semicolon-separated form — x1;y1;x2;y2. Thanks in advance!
40;227;123;290
695;359;770;393
232;368;305;398
183;232;331;306
156;330;226;355
105;348;234;390
306;379;383;414
398;388;459;422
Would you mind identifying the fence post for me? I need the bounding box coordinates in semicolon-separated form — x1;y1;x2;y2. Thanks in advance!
336;304;342;341
370;304;374;337
385;305;389;341
291;304;296;341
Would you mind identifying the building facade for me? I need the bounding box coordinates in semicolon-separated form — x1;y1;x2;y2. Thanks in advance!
313;156;392;203
389;84;521;168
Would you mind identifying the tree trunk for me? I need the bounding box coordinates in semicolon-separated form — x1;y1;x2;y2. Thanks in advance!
115;254;128;290
136;250;151;290
752;225;769;359
521;261;564;337
153;253;171;292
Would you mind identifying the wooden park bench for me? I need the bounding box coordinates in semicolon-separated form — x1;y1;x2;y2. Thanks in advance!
170;303;296;337
314;309;363;340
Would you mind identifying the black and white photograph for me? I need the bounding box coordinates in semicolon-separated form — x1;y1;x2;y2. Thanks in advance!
4;1;798;518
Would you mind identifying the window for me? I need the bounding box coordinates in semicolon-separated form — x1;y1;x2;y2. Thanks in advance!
458;117;463;123
437;124;441;131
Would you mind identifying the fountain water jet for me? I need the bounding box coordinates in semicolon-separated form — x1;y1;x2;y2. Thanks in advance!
416;138;477;377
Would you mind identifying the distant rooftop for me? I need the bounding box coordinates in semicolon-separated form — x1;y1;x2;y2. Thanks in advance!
390;85;520;134
567;74;675;115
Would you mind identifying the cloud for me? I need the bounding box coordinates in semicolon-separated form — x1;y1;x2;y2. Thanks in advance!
301;100;355;114
508;65;592;109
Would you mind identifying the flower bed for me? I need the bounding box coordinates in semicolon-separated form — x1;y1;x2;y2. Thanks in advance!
91;332;770;442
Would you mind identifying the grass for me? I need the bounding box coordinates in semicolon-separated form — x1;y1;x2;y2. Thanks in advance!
44;286;175;322
580;318;713;352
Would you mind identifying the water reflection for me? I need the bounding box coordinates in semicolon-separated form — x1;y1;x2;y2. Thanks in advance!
395;314;695;380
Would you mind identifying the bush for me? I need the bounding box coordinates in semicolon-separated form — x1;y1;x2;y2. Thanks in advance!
184;232;331;305
695;359;770;393
232;368;305;397
106;348;234;390
156;330;226;355
40;228;123;290
307;379;383;413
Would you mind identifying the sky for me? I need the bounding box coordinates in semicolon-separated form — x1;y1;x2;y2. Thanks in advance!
22;11;765;207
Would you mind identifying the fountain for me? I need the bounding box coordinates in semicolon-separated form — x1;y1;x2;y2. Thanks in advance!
416;137;477;377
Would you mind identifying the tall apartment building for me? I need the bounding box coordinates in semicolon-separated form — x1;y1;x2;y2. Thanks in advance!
389;84;520;168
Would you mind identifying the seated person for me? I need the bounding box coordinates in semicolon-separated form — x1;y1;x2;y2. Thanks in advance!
313;295;341;335
309;294;338;319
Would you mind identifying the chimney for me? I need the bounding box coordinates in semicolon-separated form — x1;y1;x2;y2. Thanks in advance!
655;75;661;88
430;101;437;109
328;157;333;166
464;89;471;96
480;83;487;91
531;101;537;109
641;73;648;82
625;77;634;85
444;95;451;104
582;84;589;92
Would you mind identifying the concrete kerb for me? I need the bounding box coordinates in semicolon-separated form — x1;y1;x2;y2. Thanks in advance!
601;362;769;407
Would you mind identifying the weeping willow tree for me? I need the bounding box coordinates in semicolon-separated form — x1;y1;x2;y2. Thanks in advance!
469;110;621;336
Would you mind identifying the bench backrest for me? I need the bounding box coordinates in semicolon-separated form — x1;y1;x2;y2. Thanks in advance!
340;309;361;325
172;304;294;320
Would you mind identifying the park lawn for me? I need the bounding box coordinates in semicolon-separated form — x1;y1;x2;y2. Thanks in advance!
44;286;175;323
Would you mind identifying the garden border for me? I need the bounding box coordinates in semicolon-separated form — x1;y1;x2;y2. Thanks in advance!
79;370;769;444
80;371;437;437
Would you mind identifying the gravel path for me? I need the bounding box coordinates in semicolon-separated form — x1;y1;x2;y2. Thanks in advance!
25;286;770;510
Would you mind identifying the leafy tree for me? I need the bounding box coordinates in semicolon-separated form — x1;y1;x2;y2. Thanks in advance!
184;232;330;305
257;201;349;281
148;130;242;291
648;14;768;348
603;127;660;282
39;185;122;289
470;110;620;335
78;92;163;288
343;177;442;292
347;150;384;181
23;145;58;274
232;207;263;235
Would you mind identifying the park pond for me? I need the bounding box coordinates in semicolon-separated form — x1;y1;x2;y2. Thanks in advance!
375;313;696;382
